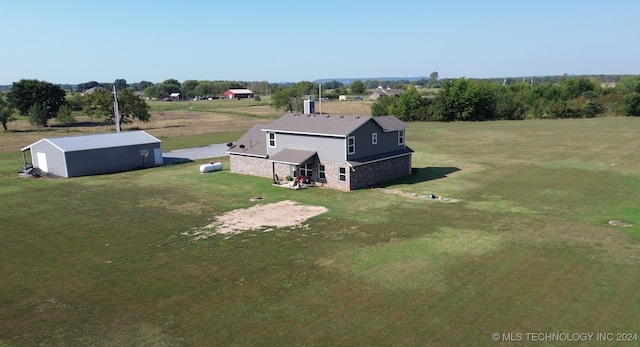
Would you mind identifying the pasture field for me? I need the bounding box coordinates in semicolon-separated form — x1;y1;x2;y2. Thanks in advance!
1;102;639;346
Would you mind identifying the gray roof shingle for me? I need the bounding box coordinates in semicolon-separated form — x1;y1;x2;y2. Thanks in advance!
262;113;372;137
226;123;268;157
374;116;408;132
268;149;317;165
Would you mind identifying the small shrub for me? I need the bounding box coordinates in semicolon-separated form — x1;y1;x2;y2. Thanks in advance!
56;105;76;126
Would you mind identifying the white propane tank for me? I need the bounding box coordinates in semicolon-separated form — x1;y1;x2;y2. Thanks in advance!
199;162;223;173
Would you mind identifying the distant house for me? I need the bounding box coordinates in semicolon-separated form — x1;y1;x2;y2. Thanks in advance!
224;89;254;99
228;113;413;191
82;86;106;95
170;92;184;101
21;131;163;178
369;86;405;100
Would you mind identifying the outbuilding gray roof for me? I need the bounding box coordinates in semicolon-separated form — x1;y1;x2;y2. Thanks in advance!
21;131;161;152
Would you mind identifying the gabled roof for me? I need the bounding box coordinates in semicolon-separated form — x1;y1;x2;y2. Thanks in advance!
262;113;372;137
371;88;405;96
227;89;253;94
226;123;268;157
262;113;407;136
374;115;408;131
21;131;161;152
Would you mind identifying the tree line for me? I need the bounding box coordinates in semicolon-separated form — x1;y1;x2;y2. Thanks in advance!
0;79;150;131
2;75;639;132
371;76;640;121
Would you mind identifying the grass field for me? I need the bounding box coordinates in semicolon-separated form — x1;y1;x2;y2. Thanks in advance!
1;102;639;346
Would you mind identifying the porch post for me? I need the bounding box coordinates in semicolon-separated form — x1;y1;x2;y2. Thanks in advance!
272;161;276;183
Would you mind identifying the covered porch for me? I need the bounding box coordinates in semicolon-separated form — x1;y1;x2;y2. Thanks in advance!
268;148;317;189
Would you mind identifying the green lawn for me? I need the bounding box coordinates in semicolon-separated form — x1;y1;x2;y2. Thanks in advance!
1;117;639;346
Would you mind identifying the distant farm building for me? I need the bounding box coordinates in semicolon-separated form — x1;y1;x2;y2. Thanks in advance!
169;92;184;101
369;86;405;100
224;89;254;99
21;131;163;178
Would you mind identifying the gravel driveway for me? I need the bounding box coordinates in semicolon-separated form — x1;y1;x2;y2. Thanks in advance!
163;143;230;164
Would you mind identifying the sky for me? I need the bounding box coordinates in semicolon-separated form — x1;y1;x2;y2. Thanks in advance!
1;0;639;85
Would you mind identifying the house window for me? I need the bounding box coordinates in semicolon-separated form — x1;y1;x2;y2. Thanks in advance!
268;132;276;147
318;165;326;180
347;136;356;155
398;130;405;145
339;167;346;182
301;163;313;177
372;132;377;145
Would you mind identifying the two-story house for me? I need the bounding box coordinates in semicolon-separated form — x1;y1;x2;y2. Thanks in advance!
227;113;413;191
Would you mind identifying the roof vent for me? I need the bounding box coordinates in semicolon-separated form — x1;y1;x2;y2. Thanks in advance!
239;144;245;149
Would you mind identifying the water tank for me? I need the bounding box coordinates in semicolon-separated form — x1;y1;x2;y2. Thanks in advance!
199;162;223;173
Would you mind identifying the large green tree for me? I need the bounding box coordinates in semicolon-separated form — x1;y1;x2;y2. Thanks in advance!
0;97;16;131
622;93;640;117
113;79;129;91
349;80;366;95
431;78;497;121
7;79;66;123
271;86;304;113
181;80;199;98
390;87;430;121
83;88;150;127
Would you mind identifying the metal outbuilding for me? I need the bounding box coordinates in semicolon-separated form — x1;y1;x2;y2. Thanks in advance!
20;131;163;178
224;89;254;99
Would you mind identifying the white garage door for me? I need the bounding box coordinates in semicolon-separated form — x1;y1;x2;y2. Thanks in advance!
154;147;163;165
36;152;48;172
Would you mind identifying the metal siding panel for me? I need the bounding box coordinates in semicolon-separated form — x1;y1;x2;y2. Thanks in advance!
31;141;67;177
66;144;162;177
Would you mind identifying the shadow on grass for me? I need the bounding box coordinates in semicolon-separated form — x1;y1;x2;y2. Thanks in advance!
163;157;194;165
6;121;106;133
378;166;460;187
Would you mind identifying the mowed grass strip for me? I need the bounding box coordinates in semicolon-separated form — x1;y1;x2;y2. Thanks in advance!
0;115;639;345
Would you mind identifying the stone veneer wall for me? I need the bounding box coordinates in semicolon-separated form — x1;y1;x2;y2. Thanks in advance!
230;155;298;182
350;155;412;190
231;154;412;191
315;161;352;191
229;155;272;178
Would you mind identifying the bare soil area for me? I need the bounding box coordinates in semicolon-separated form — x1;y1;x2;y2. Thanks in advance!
183;200;328;241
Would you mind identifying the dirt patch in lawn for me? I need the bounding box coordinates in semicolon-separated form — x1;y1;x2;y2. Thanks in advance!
184;200;328;241
608;220;634;227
